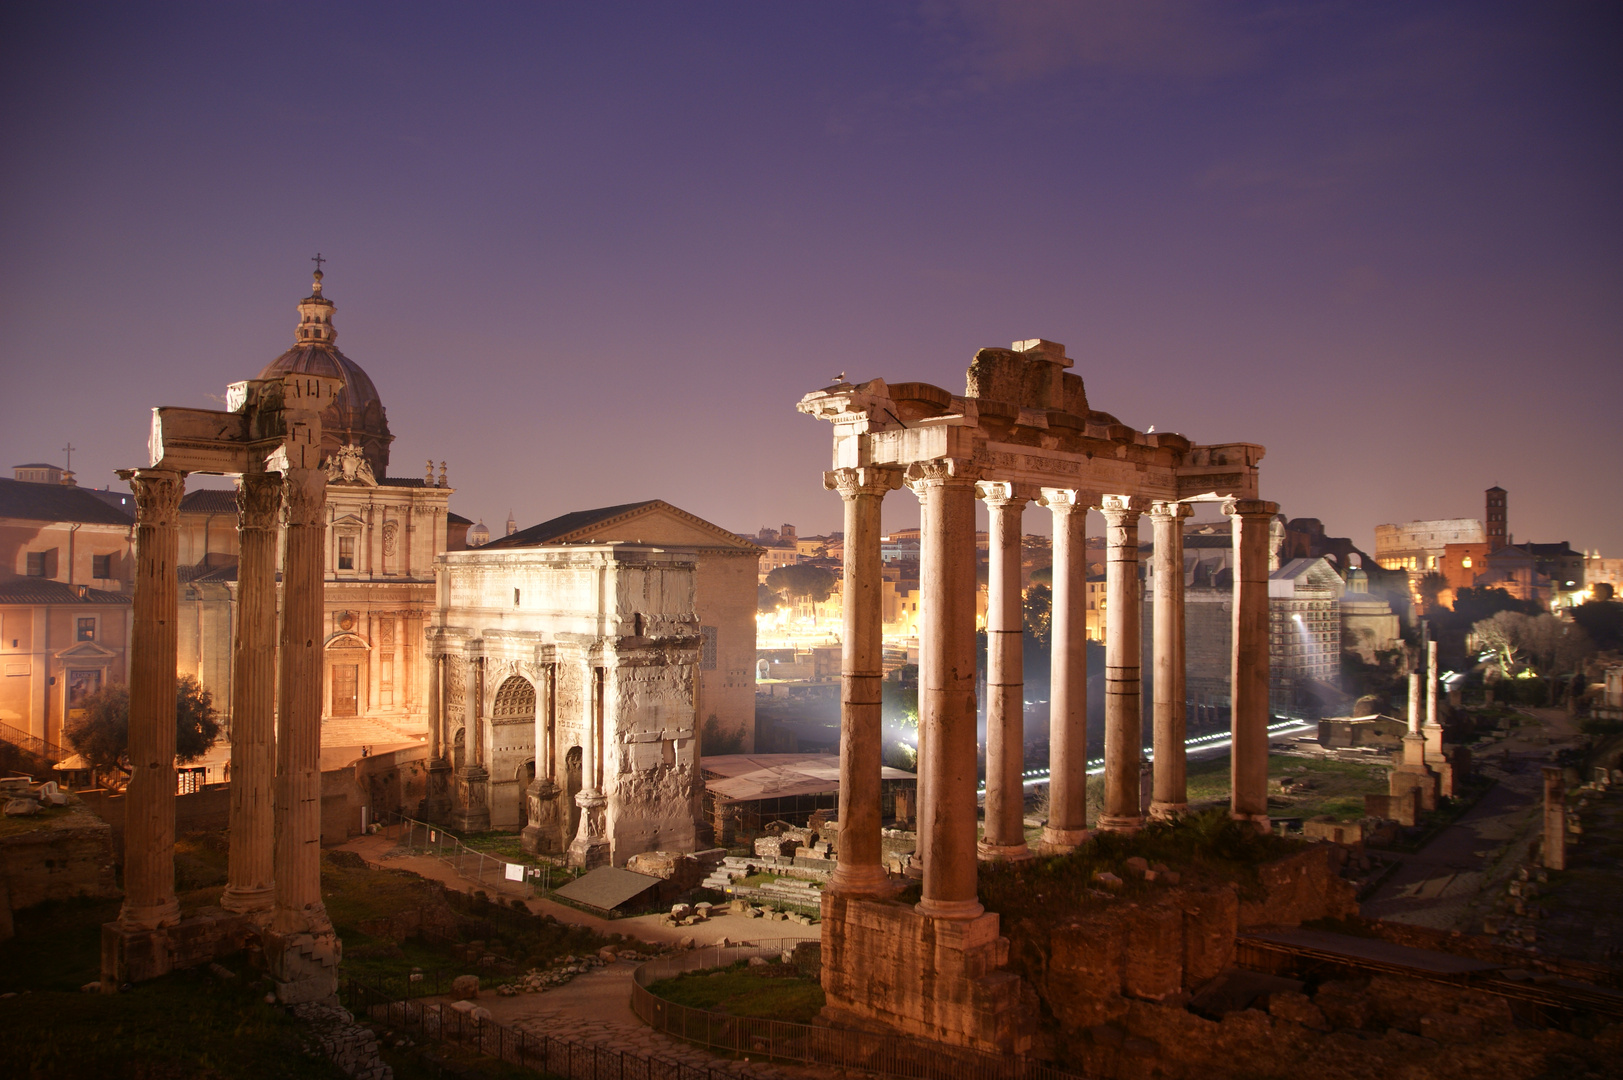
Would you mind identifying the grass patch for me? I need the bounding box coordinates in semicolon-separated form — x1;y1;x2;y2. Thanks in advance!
645;959;825;1023
980;809;1304;932
0;959;346;1079
0;895;122;993
1185;752;1390;822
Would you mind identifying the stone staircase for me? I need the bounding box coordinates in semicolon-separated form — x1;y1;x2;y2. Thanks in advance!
702;854;830;912
321;715;425;751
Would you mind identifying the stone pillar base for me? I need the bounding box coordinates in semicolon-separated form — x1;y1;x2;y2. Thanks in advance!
1390;763;1439;812
1424;755;1456;799
219;886;276;922
975;840;1033;862
829;863;896;898
568;793;609;869
1148;802;1188;821
1037;826;1089;854
820;893;1032;1055
453;765;491;833
1095;814;1143;835
1230;811;1271;834
265;927;342;1005
418;760;454;823
522;780;563;855
100;909;257;991
567;836;610;869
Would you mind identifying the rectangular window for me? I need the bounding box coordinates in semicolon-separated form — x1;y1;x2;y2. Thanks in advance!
380;655;394;707
338;536;355;571
92;554;112;579
77;618;95;642
26;552;46;577
700;626;718;671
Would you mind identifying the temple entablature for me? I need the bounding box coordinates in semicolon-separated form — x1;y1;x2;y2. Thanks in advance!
798;339;1263;503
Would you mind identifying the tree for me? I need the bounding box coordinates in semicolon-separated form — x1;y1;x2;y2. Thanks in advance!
764;563;837;604
1471;611;1593;677
1022;583;1052;650
65;675;222;783
1416;572;1449;614
1572;598;1623;652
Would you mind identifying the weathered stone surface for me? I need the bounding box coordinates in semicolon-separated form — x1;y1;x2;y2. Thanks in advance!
1;809;118;911
1237;846;1357;927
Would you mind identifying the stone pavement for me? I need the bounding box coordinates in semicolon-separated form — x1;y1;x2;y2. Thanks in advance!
1363;707;1578;932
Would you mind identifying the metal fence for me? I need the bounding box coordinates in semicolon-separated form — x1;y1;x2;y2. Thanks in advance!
378;811;569;893
344;979;744;1080
630;942;1083;1080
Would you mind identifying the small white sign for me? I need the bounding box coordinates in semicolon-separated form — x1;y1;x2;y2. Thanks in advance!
504;862;524;882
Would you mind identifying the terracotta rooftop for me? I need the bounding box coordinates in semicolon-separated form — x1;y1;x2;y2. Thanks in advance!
0;478;134;526
0;580;131;605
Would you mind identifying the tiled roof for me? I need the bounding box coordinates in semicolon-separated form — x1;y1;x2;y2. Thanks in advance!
447;511;472;525
179;488;240;514
0;580;131;605
487;501;659;548
178;563;241;584
0;478;134;526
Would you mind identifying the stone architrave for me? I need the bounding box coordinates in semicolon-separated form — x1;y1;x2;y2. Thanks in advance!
1039;488;1091;852
267;465;342;1003
978;480;1032;861
1226;499;1278;831
906;458;983;920
827;466;903;895
1099;494;1147;833
1148;500;1192;820
221;473;281;917
115;468;187;933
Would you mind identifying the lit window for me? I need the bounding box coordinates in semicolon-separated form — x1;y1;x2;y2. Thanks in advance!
1462;556;1472;568
338;536;355;570
77;618;95;642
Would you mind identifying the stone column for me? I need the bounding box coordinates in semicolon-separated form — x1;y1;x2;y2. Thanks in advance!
454;645;491;832
115;468;186;932
827;466;901;895
1541;765;1566;871
222;473;280;916
1423;639;1442;756
978;480;1030;861
568;661;609;868
268;466;340;1003
907;459;983;920
419;648;452;822
1040;489;1089;852
425;651;442;763
1099;495;1146;833
1226;499;1278;830
1149;500;1191;820
523;662;562;855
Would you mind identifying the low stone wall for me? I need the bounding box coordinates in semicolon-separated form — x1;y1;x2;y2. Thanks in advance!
0;808;119;939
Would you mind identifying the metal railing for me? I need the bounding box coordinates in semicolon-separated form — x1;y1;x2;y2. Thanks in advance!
344;979;745;1080
0;720;66;764
377;812;570;893
630;942;1083;1080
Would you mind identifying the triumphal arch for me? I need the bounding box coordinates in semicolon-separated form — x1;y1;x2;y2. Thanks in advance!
798;338;1274;1053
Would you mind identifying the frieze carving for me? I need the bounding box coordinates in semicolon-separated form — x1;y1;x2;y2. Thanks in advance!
118;469;186;528
444;656;466;712
236;473;282;531
824;467;903;501
281;468;328;528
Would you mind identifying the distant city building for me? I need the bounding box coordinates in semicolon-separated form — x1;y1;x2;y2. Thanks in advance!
1339;558;1401;663
1374;517;1483;573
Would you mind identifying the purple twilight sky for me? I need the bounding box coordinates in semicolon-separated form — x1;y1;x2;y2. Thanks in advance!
2;2;1619;551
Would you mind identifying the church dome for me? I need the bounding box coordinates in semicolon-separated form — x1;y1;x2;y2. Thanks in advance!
467;519;490;546
258;268;394;478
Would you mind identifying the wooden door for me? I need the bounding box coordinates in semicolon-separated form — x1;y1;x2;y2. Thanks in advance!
332;664;359;717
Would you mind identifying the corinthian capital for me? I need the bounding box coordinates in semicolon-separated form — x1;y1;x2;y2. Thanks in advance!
117;469;186;528
824;467;903;501
1099;494;1151;519
1037;488;1097;515
903;457;979;496
1222;498;1280;519
281;467;328;528
1148;500;1194;520
236;473;283;532
975;480;1035;508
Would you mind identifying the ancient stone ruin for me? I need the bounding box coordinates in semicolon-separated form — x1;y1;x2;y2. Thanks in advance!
797;338;1275;1052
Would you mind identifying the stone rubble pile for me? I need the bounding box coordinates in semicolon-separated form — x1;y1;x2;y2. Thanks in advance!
291;1000;392;1080
492;949;642;996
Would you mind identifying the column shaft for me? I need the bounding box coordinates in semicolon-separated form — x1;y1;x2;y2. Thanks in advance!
273;468;333;935
827;467;898;896
1227;500;1278;829
116;469;186;931
979;483;1029;860
222;473;280;915
1041;493;1089;851
425;652;442;762
1100;497;1145;832
910;461;982;920
1149;502;1189;819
